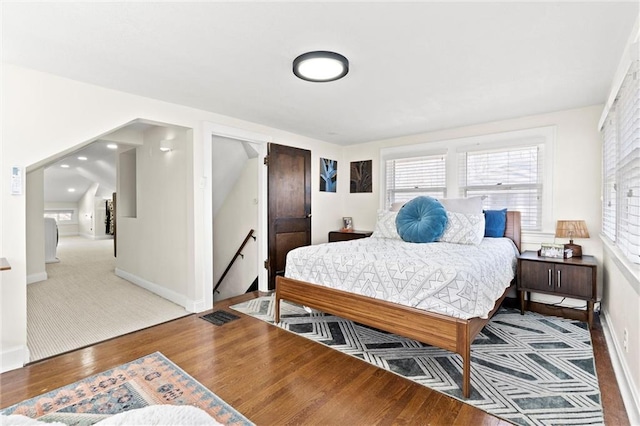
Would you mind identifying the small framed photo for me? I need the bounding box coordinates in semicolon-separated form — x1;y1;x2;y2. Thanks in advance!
342;217;353;232
540;243;565;258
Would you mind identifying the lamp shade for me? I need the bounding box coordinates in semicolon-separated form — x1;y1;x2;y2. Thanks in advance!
555;220;590;240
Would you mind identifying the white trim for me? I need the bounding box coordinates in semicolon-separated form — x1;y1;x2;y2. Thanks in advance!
203;122;272;296
78;233;113;241
521;231;556;246
0;344;29;373
115;268;198;313
27;272;48;284
600;309;640;425
599;18;639;130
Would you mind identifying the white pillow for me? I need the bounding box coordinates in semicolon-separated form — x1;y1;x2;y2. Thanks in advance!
370;210;402;239
438;197;483;214
439;211;485;245
390;202;405;212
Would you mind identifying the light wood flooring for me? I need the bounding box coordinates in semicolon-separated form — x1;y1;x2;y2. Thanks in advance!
1;292;630;425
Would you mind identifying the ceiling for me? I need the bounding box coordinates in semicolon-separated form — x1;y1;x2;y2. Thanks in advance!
3;2;637;147
43;140;120;203
3;2;638;204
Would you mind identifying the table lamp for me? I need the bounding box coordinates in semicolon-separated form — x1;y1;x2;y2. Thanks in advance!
555;220;590;257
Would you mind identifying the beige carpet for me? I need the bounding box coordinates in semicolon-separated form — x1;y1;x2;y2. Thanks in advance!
27;236;189;361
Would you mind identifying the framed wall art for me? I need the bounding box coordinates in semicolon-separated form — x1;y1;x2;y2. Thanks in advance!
350;160;372;193
320;158;337;192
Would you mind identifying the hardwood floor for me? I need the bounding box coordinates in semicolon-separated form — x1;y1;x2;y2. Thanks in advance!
0;292;629;425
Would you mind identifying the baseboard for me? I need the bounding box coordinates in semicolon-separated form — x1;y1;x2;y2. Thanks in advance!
58;231;79;237
79;233;114;240
188;299;208;313
115;268;197;313
1;344;29;373
27;272;48;284
601;309;640;425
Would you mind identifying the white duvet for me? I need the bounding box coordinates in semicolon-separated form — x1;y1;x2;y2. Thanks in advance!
284;237;518;320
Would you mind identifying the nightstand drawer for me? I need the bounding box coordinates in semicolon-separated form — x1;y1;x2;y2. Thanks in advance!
517;250;598;327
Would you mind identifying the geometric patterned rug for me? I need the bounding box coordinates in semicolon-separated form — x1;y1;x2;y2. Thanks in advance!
0;352;253;426
231;296;604;426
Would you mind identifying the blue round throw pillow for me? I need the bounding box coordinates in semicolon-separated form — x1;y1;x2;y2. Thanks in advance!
395;196;448;243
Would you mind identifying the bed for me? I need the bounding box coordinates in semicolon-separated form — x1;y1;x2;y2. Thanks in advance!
275;210;521;398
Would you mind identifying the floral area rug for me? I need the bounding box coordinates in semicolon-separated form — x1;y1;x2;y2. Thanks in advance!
1;352;253;426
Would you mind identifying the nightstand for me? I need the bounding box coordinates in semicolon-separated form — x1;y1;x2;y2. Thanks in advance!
517;250;597;327
328;230;373;242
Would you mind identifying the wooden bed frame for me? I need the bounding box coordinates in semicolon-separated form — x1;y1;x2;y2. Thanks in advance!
275;211;521;398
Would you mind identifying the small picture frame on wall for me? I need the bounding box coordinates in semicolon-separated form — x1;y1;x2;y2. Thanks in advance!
342;217;353;232
539;243;565;258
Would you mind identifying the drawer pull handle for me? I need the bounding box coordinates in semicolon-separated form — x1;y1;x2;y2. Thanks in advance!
557;270;561;288
548;269;552;287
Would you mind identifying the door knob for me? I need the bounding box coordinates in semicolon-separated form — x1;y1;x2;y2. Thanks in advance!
306;213;312;218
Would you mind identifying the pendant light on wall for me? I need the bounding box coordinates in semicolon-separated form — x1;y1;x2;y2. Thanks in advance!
293;51;349;82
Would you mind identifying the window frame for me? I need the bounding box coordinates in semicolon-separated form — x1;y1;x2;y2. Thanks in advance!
44;209;78;224
600;61;639;266
384;150;447;209
380;126;555;232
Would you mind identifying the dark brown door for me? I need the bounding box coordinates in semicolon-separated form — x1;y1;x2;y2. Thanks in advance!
267;143;311;290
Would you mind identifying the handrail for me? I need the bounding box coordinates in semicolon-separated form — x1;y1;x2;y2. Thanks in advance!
214;229;256;295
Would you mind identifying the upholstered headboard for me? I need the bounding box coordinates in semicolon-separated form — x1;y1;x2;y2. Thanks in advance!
504;211;521;253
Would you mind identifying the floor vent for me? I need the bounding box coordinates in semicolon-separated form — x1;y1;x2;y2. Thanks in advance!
200;310;240;326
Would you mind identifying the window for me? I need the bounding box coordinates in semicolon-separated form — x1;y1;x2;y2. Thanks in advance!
459;145;543;230
602;62;639;265
44;209;75;223
385;154;446;209
381;127;552;232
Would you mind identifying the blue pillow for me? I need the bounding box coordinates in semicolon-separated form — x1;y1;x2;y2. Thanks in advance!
395;196;448;243
484;209;507;237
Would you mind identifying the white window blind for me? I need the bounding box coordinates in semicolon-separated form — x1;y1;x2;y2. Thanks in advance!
603;62;640;264
385;154;446;209
459;145;543;230
602;112;617;242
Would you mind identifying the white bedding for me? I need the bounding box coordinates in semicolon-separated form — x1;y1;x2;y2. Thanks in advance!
284;237;518;320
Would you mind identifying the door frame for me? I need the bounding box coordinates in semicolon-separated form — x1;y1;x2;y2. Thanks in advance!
203;122;271;308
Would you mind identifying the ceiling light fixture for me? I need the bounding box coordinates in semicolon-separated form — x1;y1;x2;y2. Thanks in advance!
60;164;70;168
107;143;118;149
67;188;76;192
159;139;173;152
77;156;87;161
293;51;349;82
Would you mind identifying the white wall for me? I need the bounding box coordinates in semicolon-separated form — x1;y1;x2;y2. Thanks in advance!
26;168;46;284
213;157;259;301
45;202;79;236
602;246;640;423
116;125;190;306
1;64;340;372
341;106;604;249
78;183;98;238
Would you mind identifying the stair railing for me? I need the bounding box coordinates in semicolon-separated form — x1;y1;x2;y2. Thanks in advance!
214;229;256;295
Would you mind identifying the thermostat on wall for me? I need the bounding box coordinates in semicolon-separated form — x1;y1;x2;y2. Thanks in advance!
11;166;23;195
